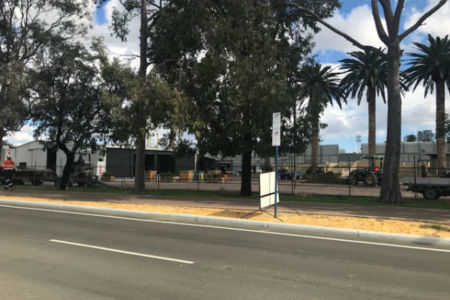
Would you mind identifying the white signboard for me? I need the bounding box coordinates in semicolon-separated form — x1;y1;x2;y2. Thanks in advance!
259;171;279;209
272;112;281;146
272;130;280;147
273;112;281;130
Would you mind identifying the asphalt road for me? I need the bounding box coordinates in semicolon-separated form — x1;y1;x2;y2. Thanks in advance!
1;203;449;300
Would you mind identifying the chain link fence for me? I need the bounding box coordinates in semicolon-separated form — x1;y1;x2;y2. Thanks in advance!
4;155;449;199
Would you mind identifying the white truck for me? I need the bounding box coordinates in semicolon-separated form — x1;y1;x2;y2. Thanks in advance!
403;177;450;200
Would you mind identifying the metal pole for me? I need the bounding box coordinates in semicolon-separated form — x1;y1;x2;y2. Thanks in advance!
275;146;279;218
413;155;417;200
293;152;296;195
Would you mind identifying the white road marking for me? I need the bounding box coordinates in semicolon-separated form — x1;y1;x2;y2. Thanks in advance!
49;239;194;264
1;203;450;253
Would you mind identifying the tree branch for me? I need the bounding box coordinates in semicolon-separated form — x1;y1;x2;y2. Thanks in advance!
399;0;448;41
378;0;393;27
371;0;390;44
393;0;405;33
286;3;370;51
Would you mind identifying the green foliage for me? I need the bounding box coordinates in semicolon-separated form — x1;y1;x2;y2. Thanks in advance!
159;172;175;179
99;0;161;43
0;0;90;140
280;103;315;155
150;0;340;195
405;34;450;96
101;171;113;181
340;49;388;105
298;60;346;118
29;40;112;189
30;42;111;152
152;0;339;157
100;58;186;144
29;41;111;167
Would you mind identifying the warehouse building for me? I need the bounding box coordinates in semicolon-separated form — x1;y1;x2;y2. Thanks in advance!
361;142;450;164
1;141;195;178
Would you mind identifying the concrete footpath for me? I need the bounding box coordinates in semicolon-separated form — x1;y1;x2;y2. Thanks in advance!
1;189;449;225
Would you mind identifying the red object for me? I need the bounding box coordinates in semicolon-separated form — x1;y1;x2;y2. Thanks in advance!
374;167;380;172
1;159;16;170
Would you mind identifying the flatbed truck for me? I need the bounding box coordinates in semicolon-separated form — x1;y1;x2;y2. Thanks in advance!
403;176;450;200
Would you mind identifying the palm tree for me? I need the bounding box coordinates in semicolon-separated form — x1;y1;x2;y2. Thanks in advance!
299;61;345;171
405;35;450;175
340;49;388;164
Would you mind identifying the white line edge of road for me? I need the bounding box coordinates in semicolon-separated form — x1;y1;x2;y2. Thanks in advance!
49;239;195;264
1;199;450;254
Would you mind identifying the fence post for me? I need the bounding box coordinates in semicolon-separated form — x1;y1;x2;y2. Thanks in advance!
348;156;351;197
292;153;296;195
197;173;200;192
413;155;417;200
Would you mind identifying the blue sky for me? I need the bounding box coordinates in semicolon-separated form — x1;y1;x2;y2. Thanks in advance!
95;1;108;25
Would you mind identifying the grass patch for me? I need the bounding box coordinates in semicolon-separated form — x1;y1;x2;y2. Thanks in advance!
12;185;450;210
420;224;450;232
14;185;259;201
282;194;450;209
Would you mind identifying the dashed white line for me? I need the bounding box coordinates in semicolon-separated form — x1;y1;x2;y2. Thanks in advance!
50;239;195;264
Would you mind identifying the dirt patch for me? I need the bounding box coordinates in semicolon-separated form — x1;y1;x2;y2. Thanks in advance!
2;195;450;238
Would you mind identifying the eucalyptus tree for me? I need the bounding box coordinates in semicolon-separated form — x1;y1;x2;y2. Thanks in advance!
288;0;448;203
299;61;345;171
95;0;166;190
29;42;112;189
151;0;340;196
0;0;91;147
100;57;185;169
405;35;450;175
340;49;388;161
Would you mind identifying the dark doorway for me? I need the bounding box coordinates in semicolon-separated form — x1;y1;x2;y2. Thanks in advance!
158;155;175;173
46;147;57;172
145;154;155;171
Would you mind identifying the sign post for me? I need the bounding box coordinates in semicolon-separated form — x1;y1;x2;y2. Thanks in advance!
272;112;281;218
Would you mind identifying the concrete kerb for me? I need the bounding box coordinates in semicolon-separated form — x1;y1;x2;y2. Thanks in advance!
2;198;450;250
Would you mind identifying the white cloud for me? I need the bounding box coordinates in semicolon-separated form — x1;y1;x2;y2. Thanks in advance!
313;5;386;54
404;0;450;37
6;125;35;145
321;85;450;142
89;0;141;69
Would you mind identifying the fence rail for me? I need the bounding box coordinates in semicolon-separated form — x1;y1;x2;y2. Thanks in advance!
3;159;450;199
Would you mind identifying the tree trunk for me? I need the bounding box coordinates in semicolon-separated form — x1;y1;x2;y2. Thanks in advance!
0;128;4;155
134;0;148;191
436;79;447;175
263;156;271;171
135;134;146;191
168;128;176;150
368;86;376;167
311;118;319;172
59;152;75;190
380;44;402;203
139;0;148;79
241;151;252;196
